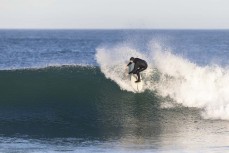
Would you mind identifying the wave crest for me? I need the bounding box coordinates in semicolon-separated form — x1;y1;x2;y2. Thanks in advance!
96;42;229;120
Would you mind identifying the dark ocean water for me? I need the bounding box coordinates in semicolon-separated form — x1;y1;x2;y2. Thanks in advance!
0;30;229;152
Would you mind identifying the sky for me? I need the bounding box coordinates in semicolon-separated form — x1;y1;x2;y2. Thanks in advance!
0;0;229;29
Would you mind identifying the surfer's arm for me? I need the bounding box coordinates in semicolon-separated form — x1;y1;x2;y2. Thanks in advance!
127;62;132;66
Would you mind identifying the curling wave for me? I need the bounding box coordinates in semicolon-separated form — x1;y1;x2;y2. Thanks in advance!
96;42;229;120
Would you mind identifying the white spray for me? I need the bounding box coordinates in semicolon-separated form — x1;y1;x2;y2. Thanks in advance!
96;42;229;120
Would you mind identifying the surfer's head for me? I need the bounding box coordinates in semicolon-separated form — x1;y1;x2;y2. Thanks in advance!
130;57;134;62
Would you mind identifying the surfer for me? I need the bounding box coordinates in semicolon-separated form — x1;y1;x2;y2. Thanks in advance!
127;57;148;83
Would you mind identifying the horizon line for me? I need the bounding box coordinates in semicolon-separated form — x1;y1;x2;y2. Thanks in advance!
0;28;229;31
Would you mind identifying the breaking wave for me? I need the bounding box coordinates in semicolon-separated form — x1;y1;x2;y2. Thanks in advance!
96;42;229;120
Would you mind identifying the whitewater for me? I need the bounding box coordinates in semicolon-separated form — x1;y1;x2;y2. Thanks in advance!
96;41;229;120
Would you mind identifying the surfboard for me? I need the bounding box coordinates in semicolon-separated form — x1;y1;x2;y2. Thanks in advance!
128;62;143;92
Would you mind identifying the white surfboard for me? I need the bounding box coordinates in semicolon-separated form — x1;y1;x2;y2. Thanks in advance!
128;62;143;92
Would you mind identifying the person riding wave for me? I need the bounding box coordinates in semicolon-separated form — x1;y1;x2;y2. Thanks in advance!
127;57;148;83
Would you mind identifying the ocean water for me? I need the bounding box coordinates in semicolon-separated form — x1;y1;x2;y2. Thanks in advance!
0;30;229;152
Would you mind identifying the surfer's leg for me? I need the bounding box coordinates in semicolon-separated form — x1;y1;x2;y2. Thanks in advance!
135;71;141;83
135;66;147;83
138;67;146;72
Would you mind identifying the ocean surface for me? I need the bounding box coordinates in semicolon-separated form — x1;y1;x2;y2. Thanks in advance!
0;29;229;152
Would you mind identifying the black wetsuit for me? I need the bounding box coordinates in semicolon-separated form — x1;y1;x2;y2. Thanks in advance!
127;58;148;82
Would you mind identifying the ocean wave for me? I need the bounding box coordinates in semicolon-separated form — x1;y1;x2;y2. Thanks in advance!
0;63;95;71
96;42;229;120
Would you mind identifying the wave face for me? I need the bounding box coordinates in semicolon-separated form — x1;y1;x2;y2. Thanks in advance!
96;42;229;120
0;66;163;138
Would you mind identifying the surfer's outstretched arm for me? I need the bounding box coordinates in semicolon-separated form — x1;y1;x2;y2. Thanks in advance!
127;62;132;66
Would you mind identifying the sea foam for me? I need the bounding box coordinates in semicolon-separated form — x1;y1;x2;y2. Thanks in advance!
96;42;229;120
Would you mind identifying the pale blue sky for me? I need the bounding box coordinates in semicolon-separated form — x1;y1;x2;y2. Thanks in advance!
0;0;229;29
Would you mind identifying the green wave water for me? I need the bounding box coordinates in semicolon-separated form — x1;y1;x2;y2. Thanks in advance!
0;66;161;138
